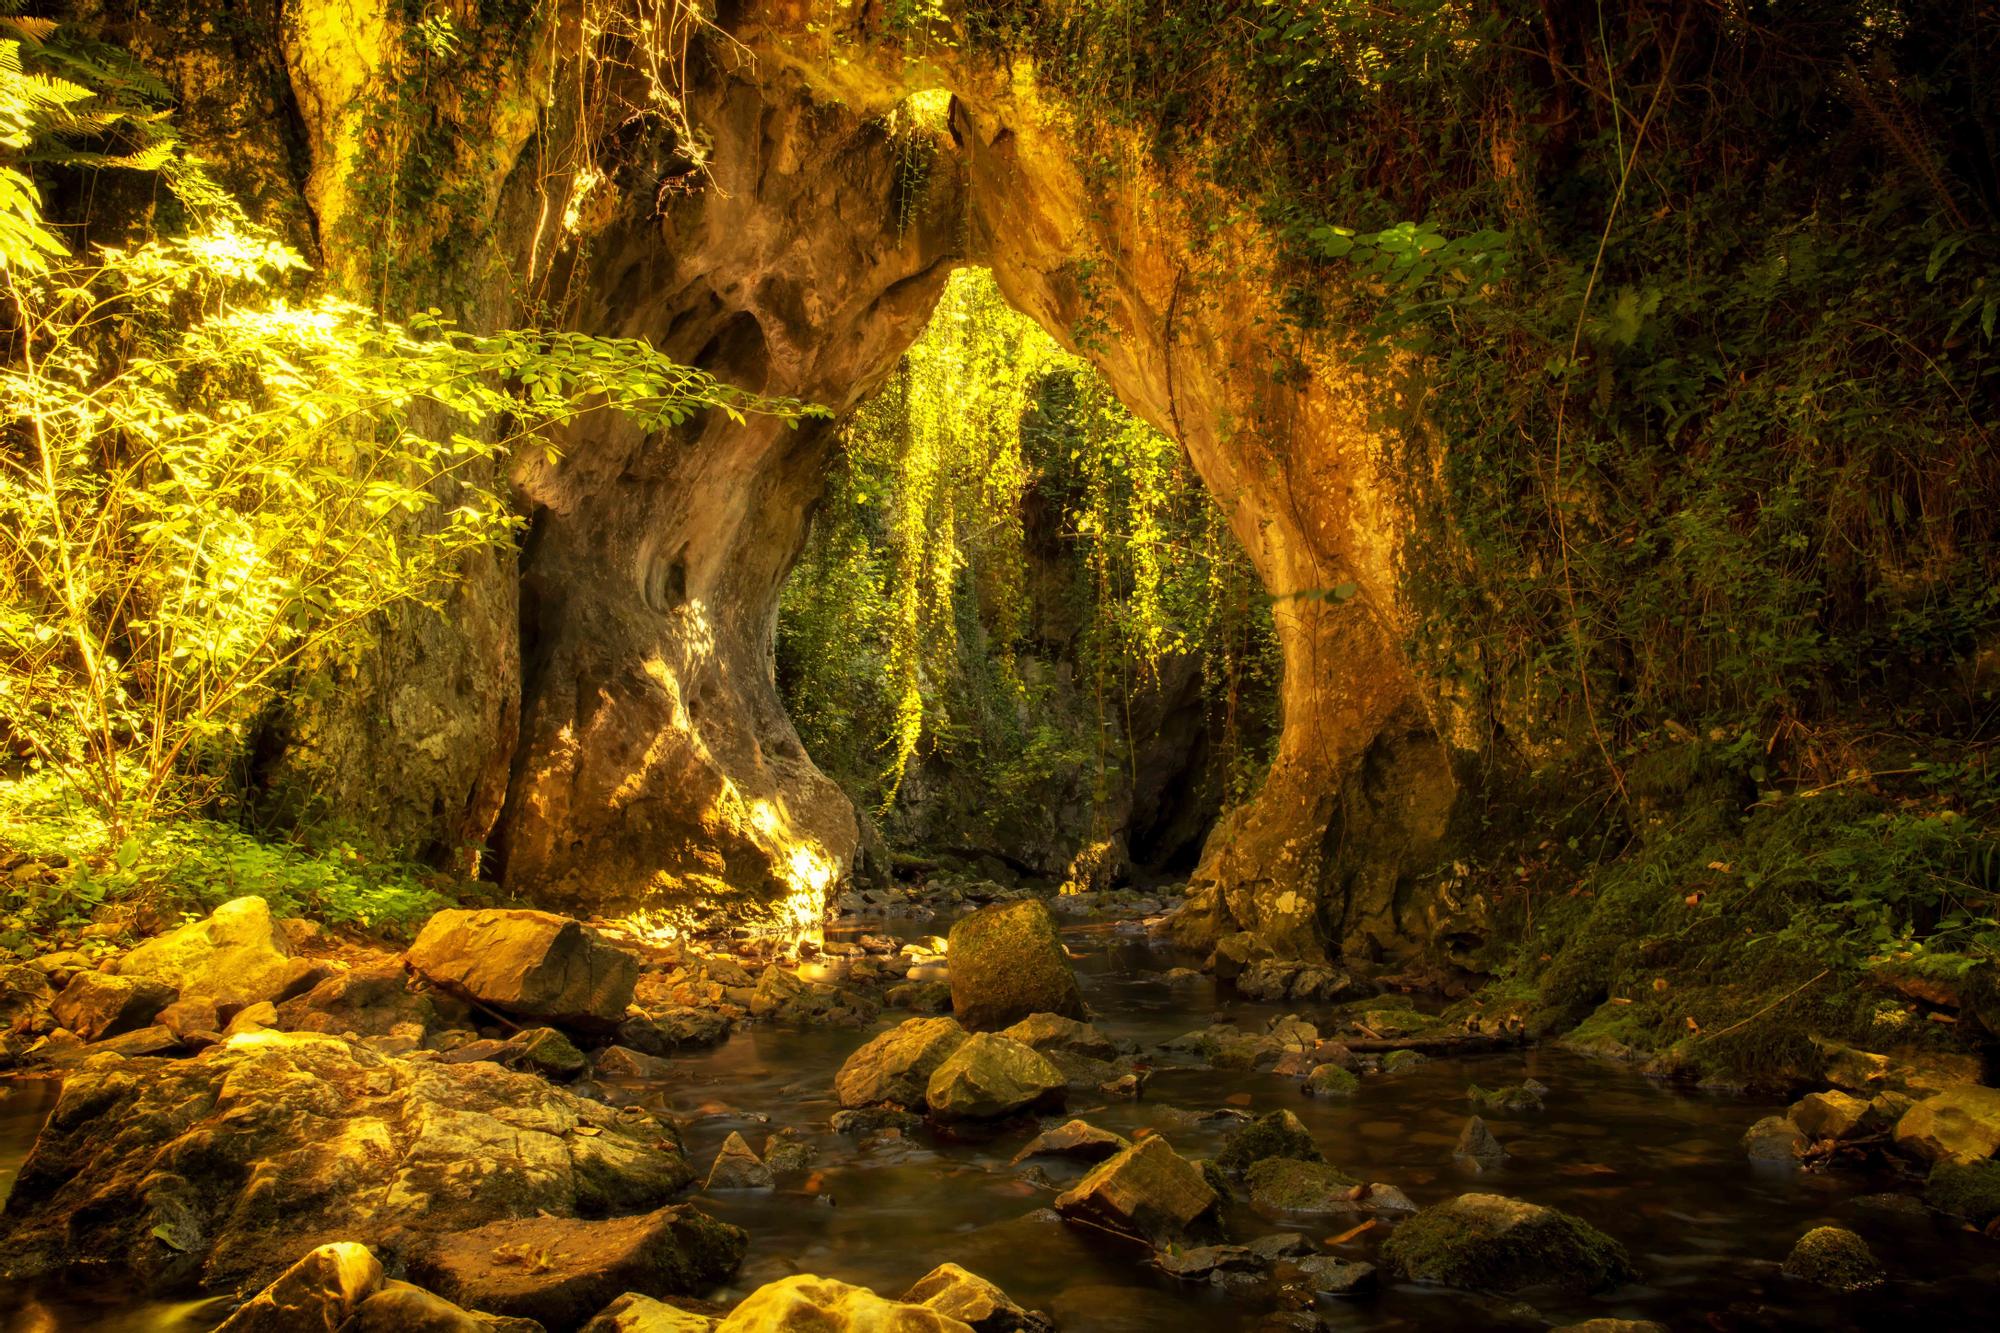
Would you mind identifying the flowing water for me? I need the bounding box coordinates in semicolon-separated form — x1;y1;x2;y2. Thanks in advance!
2;907;1996;1331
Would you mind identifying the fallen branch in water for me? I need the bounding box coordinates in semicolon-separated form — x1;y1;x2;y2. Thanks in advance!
1340;1030;1528;1055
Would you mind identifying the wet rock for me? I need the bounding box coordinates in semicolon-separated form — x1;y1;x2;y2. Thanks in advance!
1291;1255;1376;1296
1378;1049;1428;1074
1304;1064;1359;1097
1892;1085;2000;1162
1789;1089;1871;1140
1001;1012;1118;1060
716;1275;967;1332
834;1016;969;1109
51;971;176;1041
1742;1114;1804;1163
1380;1192;1633;1293
1011;1119;1130;1165
1550;1323;1668;1333
745;1129;809;1177
1099;1072;1145;1099
594;1045;676;1080
0;1031;694;1294
579;1293;716;1332
926;1033;1067;1120
114;897;311;1009
277;965;466;1040
1156;1243;1261;1283
749;965;877;1027
617;1007;730;1055
411;1206;745;1328
1454;1115;1507;1169
1248;1232;1315;1261
888;981;954;1013
903;1262;1055;1331
705;1131;774;1190
502;1027;589;1080
1038;1047;1127;1091
1161;1023;1281;1070
1780;1225;1882;1291
1053;1136;1220;1243
215;1241;383;1332
1925;1157;2000;1224
947;900;1084;1030
1245;1157;1361;1215
1467;1082;1544;1115
157;996;222;1042
830;1107;923;1136
225;1001;280;1037
1217;1109;1325;1176
87;1024;179;1058
407;909;639;1031
1208;932;1272;981
339;1279;536;1332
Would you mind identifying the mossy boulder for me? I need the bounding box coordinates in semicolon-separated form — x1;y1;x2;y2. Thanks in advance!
833;1016;969;1110
1893;1085;2000;1163
1215;1108;1324;1176
1924;1157;2000;1225
1380;1193;1633;1293
1780;1226;1882;1291
947;900;1084;1030
925;1032;1067;1120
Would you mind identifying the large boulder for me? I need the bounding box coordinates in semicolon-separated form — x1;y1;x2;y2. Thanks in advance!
925;1033;1067;1120
833;1017;969;1109
716;1275;970;1333
1000;1013;1117;1060
114;896;306;1008
407;909;639;1030
946;901;1083;1031
339;1279;536;1332
1893;1085;2000;1163
0;1031;694;1295
50;971;176;1041
1380;1193;1633;1293
581;1293;718;1332
0;962;55;1033
215;1241;382;1332
1053;1136;1220;1244
410;1206;746;1328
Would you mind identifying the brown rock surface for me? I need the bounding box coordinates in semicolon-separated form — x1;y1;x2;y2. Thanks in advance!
407;909;638;1029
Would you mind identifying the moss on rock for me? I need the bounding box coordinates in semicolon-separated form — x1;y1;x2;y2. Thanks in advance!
1924;1158;2000;1225
1215;1109;1324;1176
1780;1226;1882;1291
1380;1192;1633;1294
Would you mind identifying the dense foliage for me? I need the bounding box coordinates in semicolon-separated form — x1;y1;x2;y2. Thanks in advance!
777;268;1276;869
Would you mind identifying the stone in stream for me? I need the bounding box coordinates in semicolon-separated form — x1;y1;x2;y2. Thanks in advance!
1010;1119;1131;1165
830;1107;923;1136
1454;1115;1507;1169
1467;1082;1544;1115
888;980;954;1013
1787;1088;1872;1140
1780;1225;1883;1291
926;1032;1067;1120
902;1262;1055;1331
834;1016;970;1109
213;1241;382;1332
1742;1114;1805;1163
275;963;470;1039
947;900;1084;1030
1291;1255;1377;1296
1892;1085;2000;1162
1304;1063;1360;1097
1247;1232;1316;1261
580;1294;717;1331
1053;1136;1220;1244
341;1279;541;1331
1924;1157;2000;1224
500;1026;589;1080
1001;1011;1119;1060
0;1030;695;1295
616;1007;732;1055
410;1206;746;1328
762;1127;819;1175
1215;1109;1325;1176
716;1275;968;1332
114;896;314;1009
1380;1192;1634;1293
50;971;177;1041
1245;1157;1361;1215
408;908;640;1030
705;1131;775;1190
1378;1049;1428;1074
595;1044;677;1080
1155;1243;1261;1285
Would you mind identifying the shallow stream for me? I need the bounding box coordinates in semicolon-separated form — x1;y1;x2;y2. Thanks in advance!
2;907;1995;1331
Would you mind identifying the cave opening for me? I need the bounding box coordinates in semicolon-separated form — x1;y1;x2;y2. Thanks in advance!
772;267;1279;894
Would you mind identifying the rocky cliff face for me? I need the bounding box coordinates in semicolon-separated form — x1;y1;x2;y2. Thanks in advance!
145;0;1464;959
